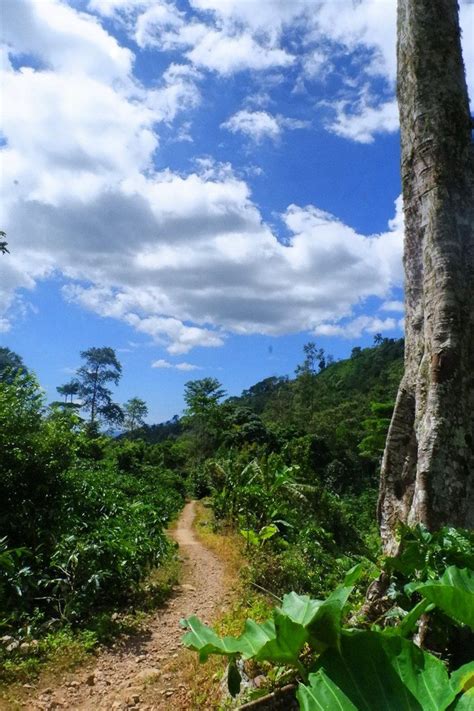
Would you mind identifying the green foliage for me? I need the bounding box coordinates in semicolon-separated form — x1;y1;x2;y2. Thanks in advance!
184;559;474;708
386;524;474;579
0;372;78;549
298;632;454;711
0;347;26;382
183;377;226;461
184;567;362;670
76;346;123;426
240;524;279;548
54;379;81;411
0;371;184;646
406;567;474;630
123;397;148;433
358;401;394;461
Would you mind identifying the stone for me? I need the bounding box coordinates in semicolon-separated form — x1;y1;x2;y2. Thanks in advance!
133;668;160;683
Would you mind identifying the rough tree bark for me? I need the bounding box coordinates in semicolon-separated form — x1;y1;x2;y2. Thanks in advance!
378;0;474;555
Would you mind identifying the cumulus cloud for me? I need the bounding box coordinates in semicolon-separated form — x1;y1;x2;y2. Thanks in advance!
380;300;404;313
326;97;399;144
3;0;133;83
221;110;309;143
1;0;409;354
314;316;400;339
152;359;202;371
85;0;473;142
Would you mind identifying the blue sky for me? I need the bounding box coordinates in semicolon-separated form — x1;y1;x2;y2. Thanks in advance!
1;0;473;422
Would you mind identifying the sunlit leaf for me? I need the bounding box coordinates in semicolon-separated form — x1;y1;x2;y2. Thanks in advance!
406;567;474;629
303;630;454;710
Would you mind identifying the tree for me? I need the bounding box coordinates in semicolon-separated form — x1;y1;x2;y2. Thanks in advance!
55;379;80;409
0;347;25;382
76;347;123;427
295;342;326;425
378;0;474;554
123;397;148;433
295;342;326;376
184;377;226;416
183;378;226;460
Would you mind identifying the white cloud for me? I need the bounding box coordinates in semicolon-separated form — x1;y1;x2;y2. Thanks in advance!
97;0;296;75
326;97;399;144
88;0;155;17
152;359;202;371
380;300;404;313
3;0;133;83
1;0;409;354
186;30;294;75
314;315;399;339
221;109;309;143
85;0;474;136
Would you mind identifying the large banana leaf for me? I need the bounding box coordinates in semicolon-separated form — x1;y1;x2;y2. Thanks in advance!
298;669;358;710
297;630;455;711
183;606;310;665
405;566;474;629
183;567;363;666
181;615;244;662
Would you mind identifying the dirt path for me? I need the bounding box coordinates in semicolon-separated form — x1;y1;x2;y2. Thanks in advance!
30;501;230;711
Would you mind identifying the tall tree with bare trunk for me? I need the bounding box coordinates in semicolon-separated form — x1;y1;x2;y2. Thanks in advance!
378;0;474;555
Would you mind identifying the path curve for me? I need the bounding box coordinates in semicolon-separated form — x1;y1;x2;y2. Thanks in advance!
30;501;228;711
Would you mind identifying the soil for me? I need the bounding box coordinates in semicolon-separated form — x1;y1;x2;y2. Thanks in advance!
26;501;231;710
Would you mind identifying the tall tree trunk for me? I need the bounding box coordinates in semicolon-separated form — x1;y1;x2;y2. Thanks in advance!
378;0;474;555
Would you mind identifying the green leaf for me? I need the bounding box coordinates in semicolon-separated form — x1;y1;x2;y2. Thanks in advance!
309;630;455;711
237;618;277;659
451;691;474;710
405;567;474;629
450;660;474;697
297;671;358;711
252;610;308;665
227;657;241;697
183;579;362;669
280;592;324;627
342;563;365;587
182;616;242;662
308;578;362;650
388;599;433;638
259;524;279;541
240;529;260;546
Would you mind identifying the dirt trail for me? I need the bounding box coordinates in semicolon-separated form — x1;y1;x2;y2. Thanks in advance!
29;501;229;711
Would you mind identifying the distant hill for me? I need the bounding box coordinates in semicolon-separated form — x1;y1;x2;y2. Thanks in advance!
231;337;403;426
138;338;403;442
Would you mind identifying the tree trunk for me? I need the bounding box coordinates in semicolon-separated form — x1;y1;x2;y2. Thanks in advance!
378;0;474;555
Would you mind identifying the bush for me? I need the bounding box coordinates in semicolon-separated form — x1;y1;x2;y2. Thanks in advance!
0;375;185;637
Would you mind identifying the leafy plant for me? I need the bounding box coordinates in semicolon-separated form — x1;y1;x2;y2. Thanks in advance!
183;561;474;709
240;524;279;548
406;567;474;630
